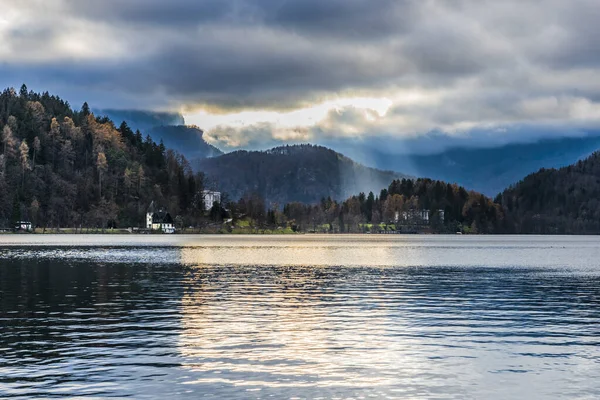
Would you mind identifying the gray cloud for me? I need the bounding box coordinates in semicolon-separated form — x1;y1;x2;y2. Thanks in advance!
2;0;600;150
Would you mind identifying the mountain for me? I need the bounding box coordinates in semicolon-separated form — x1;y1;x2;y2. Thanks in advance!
498;151;600;234
325;134;600;196
146;125;223;160
94;109;185;132
95;109;223;160
196;144;410;205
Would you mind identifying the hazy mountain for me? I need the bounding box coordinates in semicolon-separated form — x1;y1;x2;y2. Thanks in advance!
95;109;222;160
196;144;409;205
95;109;185;132
498;151;600;234
325;134;600;196
146;125;223;160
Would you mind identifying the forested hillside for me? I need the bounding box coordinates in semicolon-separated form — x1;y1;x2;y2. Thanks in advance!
196;144;409;205
0;85;205;229
275;178;510;234
498;152;600;234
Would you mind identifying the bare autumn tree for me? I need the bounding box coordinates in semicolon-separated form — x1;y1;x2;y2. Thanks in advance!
32;136;40;170
137;164;145;194
19;139;30;187
97;152;107;198
124;167;133;195
7;115;17;133
49;117;60;168
2;125;16;163
61;140;75;173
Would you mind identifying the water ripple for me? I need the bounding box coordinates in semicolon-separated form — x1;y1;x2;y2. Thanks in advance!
0;236;599;398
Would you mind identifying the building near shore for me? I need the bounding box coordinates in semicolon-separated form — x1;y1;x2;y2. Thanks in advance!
146;201;175;233
202;190;221;211
394;209;445;225
15;221;32;231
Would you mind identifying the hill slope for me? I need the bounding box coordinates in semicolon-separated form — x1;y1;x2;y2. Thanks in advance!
146;125;223;160
196;144;409;205
498;151;600;233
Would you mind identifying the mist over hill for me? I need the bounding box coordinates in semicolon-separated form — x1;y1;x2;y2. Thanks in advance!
324;134;600;195
95;109;223;160
95;109;185;132
197;144;409;205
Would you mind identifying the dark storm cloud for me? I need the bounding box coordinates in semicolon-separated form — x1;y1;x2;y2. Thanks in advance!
3;0;600;149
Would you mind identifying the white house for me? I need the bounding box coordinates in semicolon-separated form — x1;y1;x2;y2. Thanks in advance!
15;221;32;231
393;209;445;224
202;190;221;211
146;201;175;233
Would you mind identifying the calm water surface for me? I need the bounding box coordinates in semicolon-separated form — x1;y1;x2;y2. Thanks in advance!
1;235;599;399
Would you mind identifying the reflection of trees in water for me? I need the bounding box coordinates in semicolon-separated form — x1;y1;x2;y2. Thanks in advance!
0;259;187;396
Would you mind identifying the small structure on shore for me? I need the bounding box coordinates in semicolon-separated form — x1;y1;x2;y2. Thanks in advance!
202;190;221;211
146;201;175;233
15;221;32;231
394;209;445;225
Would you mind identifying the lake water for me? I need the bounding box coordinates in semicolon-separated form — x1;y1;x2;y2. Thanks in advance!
1;235;599;399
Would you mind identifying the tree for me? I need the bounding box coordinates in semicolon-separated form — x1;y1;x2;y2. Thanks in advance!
19;140;30;187
19;84;28;99
97;152;107;198
2;125;16;161
49;117;60;168
124;167;134;194
61;140;75;172
81;102;90;116
30;198;40;228
32;137;40;170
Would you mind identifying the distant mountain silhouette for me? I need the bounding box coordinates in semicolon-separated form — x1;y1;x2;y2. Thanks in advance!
147;125;223;160
95;109;185;132
326;134;600;195
95;109;222;160
196;144;409;205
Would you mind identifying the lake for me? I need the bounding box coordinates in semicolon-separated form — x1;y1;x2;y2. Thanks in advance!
1;235;599;399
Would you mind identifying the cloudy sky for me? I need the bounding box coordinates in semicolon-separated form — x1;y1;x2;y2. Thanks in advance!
2;0;600;152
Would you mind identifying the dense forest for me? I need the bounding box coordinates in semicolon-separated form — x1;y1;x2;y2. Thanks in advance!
197;144;408;205
498;151;600;234
0;85;206;229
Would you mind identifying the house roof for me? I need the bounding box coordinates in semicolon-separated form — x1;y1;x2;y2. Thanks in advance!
151;209;173;224
147;201;156;214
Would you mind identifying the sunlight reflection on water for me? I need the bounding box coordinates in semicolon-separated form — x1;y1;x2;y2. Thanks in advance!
1;235;600;398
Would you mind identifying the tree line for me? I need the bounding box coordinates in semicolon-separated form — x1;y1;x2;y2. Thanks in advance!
0;85;206;230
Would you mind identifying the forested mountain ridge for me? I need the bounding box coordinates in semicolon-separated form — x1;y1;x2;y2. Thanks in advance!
196;144;410;205
498;151;600;234
0;85;205;229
